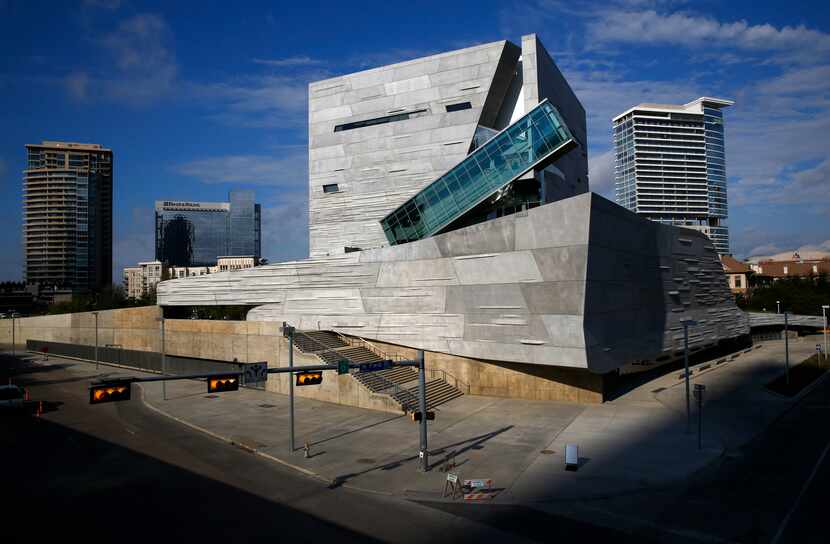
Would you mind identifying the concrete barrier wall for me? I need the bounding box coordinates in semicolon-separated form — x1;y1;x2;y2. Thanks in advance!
0;306;401;414
363;337;604;403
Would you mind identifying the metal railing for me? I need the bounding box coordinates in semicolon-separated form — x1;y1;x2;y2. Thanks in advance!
355;368;419;411
336;333;404;362
337;332;470;394
426;368;471;395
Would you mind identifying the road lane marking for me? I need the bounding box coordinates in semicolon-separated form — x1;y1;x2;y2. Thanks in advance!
771;438;830;544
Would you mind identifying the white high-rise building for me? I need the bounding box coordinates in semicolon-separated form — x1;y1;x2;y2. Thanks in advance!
613;97;733;254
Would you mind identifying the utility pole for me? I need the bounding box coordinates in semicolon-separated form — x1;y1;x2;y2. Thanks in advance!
682;319;698;434
417;349;428;471
92;311;99;371
784;311;790;386
284;322;295;454
156;316;167;400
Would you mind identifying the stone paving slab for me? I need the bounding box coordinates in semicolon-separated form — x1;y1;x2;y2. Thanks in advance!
18;336;826;505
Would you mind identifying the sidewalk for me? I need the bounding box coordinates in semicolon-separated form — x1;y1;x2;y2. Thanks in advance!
22;335;825;505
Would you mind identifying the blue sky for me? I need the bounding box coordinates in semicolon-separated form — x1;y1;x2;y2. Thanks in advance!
1;0;828;282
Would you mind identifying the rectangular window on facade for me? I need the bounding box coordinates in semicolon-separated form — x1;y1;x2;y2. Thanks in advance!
322;184;339;194
735;275;742;288
445;102;472;112
333;109;428;132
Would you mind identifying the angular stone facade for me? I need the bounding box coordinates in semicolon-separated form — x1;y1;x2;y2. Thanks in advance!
157;193;748;374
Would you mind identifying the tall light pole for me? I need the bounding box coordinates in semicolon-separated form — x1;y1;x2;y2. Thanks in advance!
682;319;698;434
92;311;99;371
283;321;295;453
10;312;15;357
156;316;166;400
417;349;429;471
784;311;790;386
777;300;781;314
822;305;829;361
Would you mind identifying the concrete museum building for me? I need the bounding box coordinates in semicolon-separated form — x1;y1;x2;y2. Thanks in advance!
158;35;749;403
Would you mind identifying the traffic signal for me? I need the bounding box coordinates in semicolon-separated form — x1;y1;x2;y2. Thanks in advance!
207;375;239;393
89;381;132;404
296;371;323;386
337;360;349;375
410;411;435;422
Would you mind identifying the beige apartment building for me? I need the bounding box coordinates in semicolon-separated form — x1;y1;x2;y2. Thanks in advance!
23;141;113;296
123;256;258;299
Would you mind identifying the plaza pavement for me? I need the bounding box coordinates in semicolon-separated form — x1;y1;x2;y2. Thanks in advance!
19;334;826;505
134;335;825;504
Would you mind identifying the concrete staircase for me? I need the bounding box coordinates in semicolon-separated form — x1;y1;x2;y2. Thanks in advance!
292;330;464;411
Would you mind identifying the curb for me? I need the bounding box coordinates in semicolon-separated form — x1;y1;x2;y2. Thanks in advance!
136;383;398;498
136;384;325;482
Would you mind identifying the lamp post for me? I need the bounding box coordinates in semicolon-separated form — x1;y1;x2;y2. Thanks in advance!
283;321;295;453
682;319;698;434
10;311;15;357
784;311;790;386
822;305;829;362
92;311;99;371
777;300;781;314
156;316;166;400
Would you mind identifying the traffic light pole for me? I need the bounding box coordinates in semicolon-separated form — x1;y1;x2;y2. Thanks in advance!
288;324;295;454
417;349;428;472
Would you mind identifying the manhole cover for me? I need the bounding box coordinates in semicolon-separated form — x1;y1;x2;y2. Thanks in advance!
258;404;277;408
356;458;376;464
204;394;219;399
540;449;555;455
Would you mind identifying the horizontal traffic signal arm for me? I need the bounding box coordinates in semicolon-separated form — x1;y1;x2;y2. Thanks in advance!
88;360;421;404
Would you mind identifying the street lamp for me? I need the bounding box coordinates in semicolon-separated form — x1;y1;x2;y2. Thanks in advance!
92;311;99;371
777;300;781;314
822;305;829;362
8;311;17;357
156;315;166;400
682;319;698;434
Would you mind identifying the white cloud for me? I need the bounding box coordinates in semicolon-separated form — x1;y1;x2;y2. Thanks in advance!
587;10;830;64
252;56;324;68
100;13;178;104
260;191;309;263
747;240;830;261
587;149;614;197
174;147;307;187
113;206;155;281
192;74;313;128
65;71;90;101
63;13;178;106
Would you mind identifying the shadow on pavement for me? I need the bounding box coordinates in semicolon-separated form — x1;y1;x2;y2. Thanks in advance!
0;411;381;542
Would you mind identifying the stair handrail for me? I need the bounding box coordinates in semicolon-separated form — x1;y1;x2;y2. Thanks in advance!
426;367;470;395
293;331;337;354
334;332;404;363
359;370;418;411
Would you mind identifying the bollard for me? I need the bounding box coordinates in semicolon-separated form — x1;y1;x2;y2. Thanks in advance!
304;442;310;459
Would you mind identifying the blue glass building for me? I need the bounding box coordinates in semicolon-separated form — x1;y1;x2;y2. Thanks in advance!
155;190;261;266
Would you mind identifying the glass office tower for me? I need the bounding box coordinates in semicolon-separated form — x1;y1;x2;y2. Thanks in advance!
612;97;733;254
23;141;113;293
155;190;261;267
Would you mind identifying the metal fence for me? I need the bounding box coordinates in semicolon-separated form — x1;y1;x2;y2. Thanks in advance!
25;339;266;389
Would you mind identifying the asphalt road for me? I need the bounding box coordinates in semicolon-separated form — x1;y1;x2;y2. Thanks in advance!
1;353;642;543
